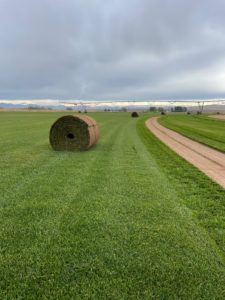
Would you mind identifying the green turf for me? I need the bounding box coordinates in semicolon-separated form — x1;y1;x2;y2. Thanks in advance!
0;111;225;299
159;114;225;152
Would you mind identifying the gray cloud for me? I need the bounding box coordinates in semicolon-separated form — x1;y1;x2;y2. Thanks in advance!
0;0;225;100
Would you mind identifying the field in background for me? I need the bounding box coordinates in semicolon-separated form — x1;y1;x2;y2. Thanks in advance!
210;114;225;120
159;114;225;152
0;111;225;299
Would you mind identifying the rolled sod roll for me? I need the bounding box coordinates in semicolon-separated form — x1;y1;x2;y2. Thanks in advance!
49;115;99;151
131;111;139;117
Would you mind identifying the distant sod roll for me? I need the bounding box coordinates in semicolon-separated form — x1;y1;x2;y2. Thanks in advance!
49;115;99;151
131;111;139;117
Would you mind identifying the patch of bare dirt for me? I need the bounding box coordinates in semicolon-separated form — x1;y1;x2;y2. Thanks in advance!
146;117;225;189
209;115;225;120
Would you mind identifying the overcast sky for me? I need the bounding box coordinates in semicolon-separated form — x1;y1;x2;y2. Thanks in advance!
0;0;225;101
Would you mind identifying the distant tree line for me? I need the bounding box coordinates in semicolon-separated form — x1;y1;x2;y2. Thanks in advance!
28;105;52;110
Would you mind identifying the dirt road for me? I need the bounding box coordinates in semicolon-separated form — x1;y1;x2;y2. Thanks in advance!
209;115;225;120
146;117;225;189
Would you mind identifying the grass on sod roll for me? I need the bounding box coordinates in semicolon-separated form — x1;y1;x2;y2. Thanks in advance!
159;113;225;152
0;111;225;299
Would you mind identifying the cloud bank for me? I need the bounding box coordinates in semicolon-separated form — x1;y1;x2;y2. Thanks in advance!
0;0;225;100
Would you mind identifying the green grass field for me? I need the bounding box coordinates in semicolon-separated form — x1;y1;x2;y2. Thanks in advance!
159;114;225;152
1;111;225;299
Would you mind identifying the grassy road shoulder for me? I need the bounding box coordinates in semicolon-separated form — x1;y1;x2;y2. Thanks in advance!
138;116;225;252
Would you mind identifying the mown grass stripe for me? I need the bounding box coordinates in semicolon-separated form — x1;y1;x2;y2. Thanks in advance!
0;112;225;299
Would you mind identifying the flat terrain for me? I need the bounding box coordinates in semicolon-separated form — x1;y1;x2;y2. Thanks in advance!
210;114;225;120
1;111;225;299
159;114;225;152
147;117;225;188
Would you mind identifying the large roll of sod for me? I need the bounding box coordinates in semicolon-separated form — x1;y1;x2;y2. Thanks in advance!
49;115;99;151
